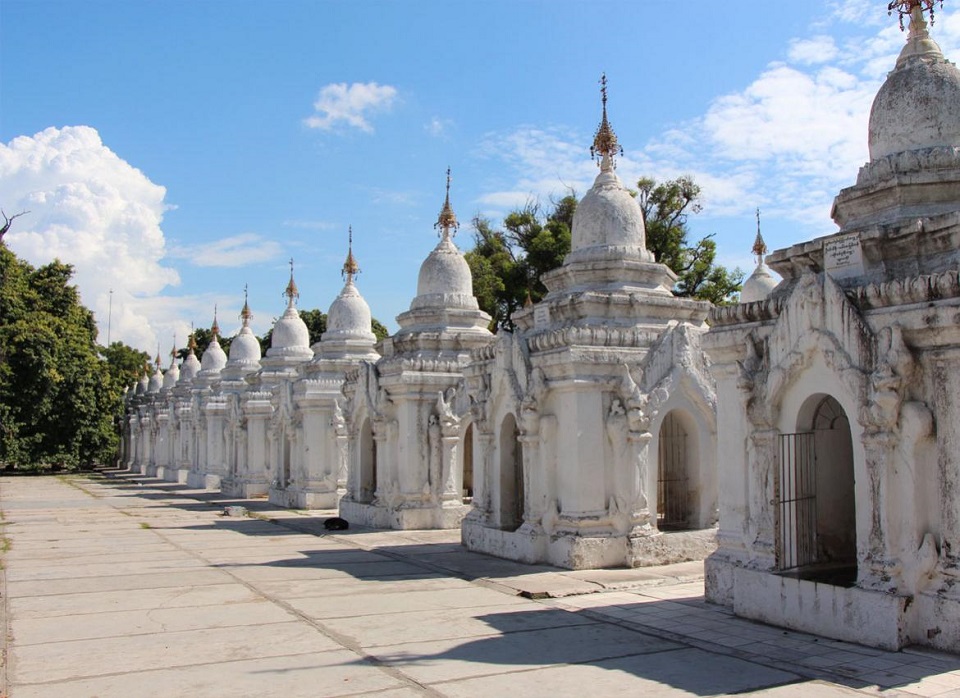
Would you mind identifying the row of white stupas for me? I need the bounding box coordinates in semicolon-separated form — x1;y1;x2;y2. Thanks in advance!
125;1;960;653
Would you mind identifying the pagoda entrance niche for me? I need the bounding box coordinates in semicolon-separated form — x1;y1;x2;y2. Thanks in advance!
657;409;699;531
777;393;856;584
462;422;474;501
359;417;377;503
499;413;524;531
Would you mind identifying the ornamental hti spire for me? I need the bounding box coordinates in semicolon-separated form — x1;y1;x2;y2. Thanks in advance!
342;226;360;282
240;284;252;326
752;208;768;264
284;259;300;308
211;305;220;339
434;168;459;240
188;325;198;354
590;73;623;171
889;0;943;30
169;338;178;365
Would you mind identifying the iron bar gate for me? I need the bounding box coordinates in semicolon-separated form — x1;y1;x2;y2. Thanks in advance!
657;413;689;529
776;432;817;570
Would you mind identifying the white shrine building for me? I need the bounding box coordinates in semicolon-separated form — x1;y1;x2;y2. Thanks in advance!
461;80;719;569
339;172;495;529
703;2;960;651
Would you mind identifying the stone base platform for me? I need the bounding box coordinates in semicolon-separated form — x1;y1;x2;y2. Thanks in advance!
340;499;469;530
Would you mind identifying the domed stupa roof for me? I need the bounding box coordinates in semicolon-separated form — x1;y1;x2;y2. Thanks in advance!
869;2;960;160
161;344;180;390
323;228;377;343
267;260;312;359
179;332;202;382
200;310;227;374
147;352;163;393
740;210;779;303
136;362;150;395
568;74;653;265
410;169;479;312
227;288;262;368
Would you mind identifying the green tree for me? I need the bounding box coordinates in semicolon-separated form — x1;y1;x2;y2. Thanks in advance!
637;176;743;305
465;194;575;332
0;243;120;469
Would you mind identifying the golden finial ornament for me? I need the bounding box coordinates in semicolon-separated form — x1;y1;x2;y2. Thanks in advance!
240;284;252;325
752;208;768;263
155;346;162;368
211;305;220;339
170;338;177;362
342;226;360;282
434;167;459;239
188;325;198;353
889;0;943;29
284;258;299;306
590;74;623;170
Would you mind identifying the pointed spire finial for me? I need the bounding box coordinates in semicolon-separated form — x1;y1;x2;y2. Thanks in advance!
888;0;942;30
240;284;252;326
284;258;299;308
434;167;459;239
170;336;177;362
188;324;198;353
211;305;220;339
590;73;623;171
155;345;162;368
752;208;768;263
342;226;361;282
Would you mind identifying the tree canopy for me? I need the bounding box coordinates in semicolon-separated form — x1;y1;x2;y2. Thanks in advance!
0;242;138;469
465;176;742;331
465;194;575;332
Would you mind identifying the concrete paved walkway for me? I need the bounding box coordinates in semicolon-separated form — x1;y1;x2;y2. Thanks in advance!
2;472;960;697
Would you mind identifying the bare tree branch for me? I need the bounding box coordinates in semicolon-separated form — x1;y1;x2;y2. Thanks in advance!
0;209;29;243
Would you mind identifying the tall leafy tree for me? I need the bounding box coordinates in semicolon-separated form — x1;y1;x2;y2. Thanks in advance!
637;176;743;305
465;194;575;332
0;242;120;469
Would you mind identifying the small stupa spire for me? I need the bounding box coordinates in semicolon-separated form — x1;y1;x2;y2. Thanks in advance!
590;73;623;171
284;258;299;308
187;324;198;354
342;226;361;282
169;338;178;366
752;208;768;263
889;0;942;30
240;284;252;327
434;167;459;240
155;346;162;369
211;305;220;339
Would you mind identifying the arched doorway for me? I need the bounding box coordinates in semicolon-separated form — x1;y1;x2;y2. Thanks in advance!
657;411;691;530
778;394;856;582
462;423;474;501
359;418;377;503
499;414;524;531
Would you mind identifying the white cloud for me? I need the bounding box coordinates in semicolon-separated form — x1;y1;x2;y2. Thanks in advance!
788;35;839;64
304;82;398;132
169;233;283;267
0;125;186;351
425;116;453;138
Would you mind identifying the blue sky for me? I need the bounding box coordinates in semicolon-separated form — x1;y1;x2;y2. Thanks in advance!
2;0;958;354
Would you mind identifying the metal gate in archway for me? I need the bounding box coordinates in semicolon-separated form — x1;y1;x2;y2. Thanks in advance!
776;432;817;570
657;412;689;529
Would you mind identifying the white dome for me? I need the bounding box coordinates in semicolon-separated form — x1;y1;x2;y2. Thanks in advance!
161;362;180;390
324;279;376;342
411;235;478;311
180;352;201;382
570;168;653;262
268;304;312;358
869;15;960;161
200;337;227;373
136;374;148;395
147;367;163;393
228;325;261;366
740;262;779;303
